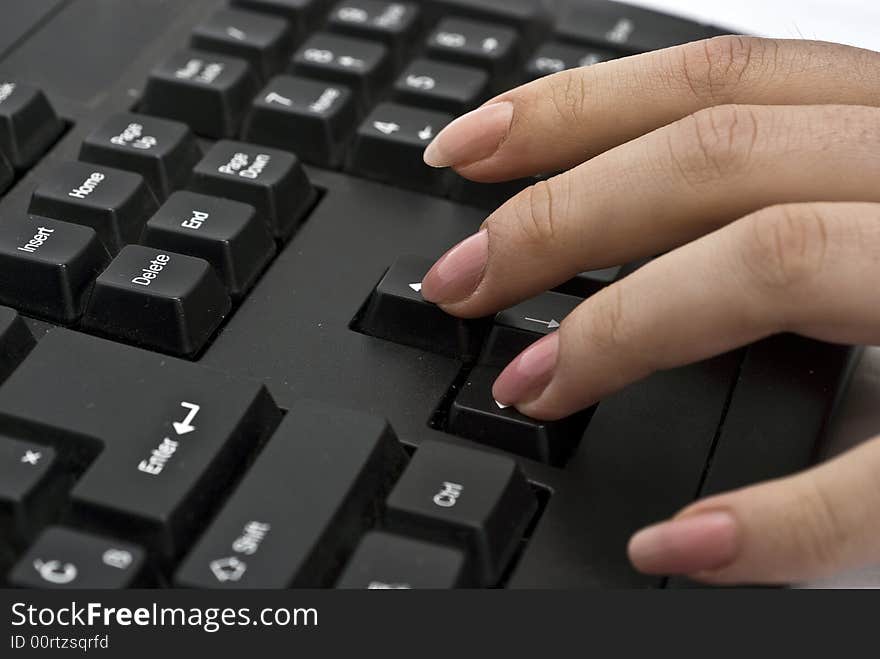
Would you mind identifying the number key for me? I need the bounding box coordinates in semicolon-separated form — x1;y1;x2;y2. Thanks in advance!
290;32;392;109
328;1;421;61
394;59;488;115
427;17;518;83
347;102;452;194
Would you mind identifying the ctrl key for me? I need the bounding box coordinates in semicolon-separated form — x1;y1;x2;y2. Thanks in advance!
8;527;147;588
83;245;231;356
385;441;537;586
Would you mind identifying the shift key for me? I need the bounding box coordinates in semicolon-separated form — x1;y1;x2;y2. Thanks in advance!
175;400;407;588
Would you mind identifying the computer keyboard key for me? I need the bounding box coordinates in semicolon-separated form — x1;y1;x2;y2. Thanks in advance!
232;0;327;36
556;0;727;54
28;161;160;253
242;75;358;167
140;191;276;299
0;81;65;170
82;245;231;356
79;113;202;201
141;49;258;138
394;59;489;115
336;531;468;589
175;401;406;588
0;308;35;383
357;255;489;359
0;150;12;194
290;32;392;108
386;440;537;585
555;266;622;298
0;216;109;323
425;0;551;42
327;1;421;59
190;140;316;239
426;18;519;82
451;175;542;211
448;365;590;465
0;438;63;544
0;330;282;560
524;41;617;80
8;527;147;589
481;291;581;367
348;103;453;194
191;7;294;81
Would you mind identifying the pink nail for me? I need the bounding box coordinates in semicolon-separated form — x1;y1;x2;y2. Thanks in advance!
423;102;514;168
492;333;560;406
421;230;489;304
628;511;740;576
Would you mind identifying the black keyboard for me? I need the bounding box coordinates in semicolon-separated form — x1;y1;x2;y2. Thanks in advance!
0;0;857;589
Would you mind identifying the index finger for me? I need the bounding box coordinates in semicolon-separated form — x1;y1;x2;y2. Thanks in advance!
423;37;880;181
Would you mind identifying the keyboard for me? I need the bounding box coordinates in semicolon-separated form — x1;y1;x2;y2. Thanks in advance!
0;0;857;589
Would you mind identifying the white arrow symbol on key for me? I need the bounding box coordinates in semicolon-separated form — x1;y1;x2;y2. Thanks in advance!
409;282;422;292
173;402;200;435
524;317;560;329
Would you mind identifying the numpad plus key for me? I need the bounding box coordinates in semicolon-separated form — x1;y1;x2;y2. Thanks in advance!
0;329;283;562
82;245;231;356
348;103;453;194
242;74;359;167
189;140;317;239
8;527;148;588
393;58;489;115
0;80;65;170
28;161;159;253
385;440;537;586
0;215;110;324
191;7;295;81
140;191;276;299
140;49;258;139
336;531;469;589
290;32;392;109
79;113;203;201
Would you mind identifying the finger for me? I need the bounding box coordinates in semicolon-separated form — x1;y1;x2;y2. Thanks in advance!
627;434;880;584
491;202;880;420
421;104;880;316
422;36;880;181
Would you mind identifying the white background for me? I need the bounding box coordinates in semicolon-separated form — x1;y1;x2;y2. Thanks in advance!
629;0;880;51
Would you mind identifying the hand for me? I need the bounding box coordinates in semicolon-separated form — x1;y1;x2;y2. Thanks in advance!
418;37;880;585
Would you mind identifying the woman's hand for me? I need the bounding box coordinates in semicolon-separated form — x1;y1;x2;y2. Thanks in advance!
418;36;880;585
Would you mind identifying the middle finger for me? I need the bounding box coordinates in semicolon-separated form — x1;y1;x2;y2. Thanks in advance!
422;104;880;318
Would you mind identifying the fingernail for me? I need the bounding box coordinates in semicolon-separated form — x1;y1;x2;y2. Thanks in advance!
492;333;560;406
421;230;489;304
628;511;740;576
423;102;514;168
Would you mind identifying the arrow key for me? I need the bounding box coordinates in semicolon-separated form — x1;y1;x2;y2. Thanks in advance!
356;255;490;359
448;365;592;465
347;103;453;194
481;291;582;368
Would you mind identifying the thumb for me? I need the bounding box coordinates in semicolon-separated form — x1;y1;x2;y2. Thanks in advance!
627;434;880;585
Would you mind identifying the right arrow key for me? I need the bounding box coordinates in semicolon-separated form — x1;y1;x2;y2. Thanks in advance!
481;291;582;368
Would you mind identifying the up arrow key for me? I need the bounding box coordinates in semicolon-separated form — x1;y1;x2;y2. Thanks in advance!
173;402;200;435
